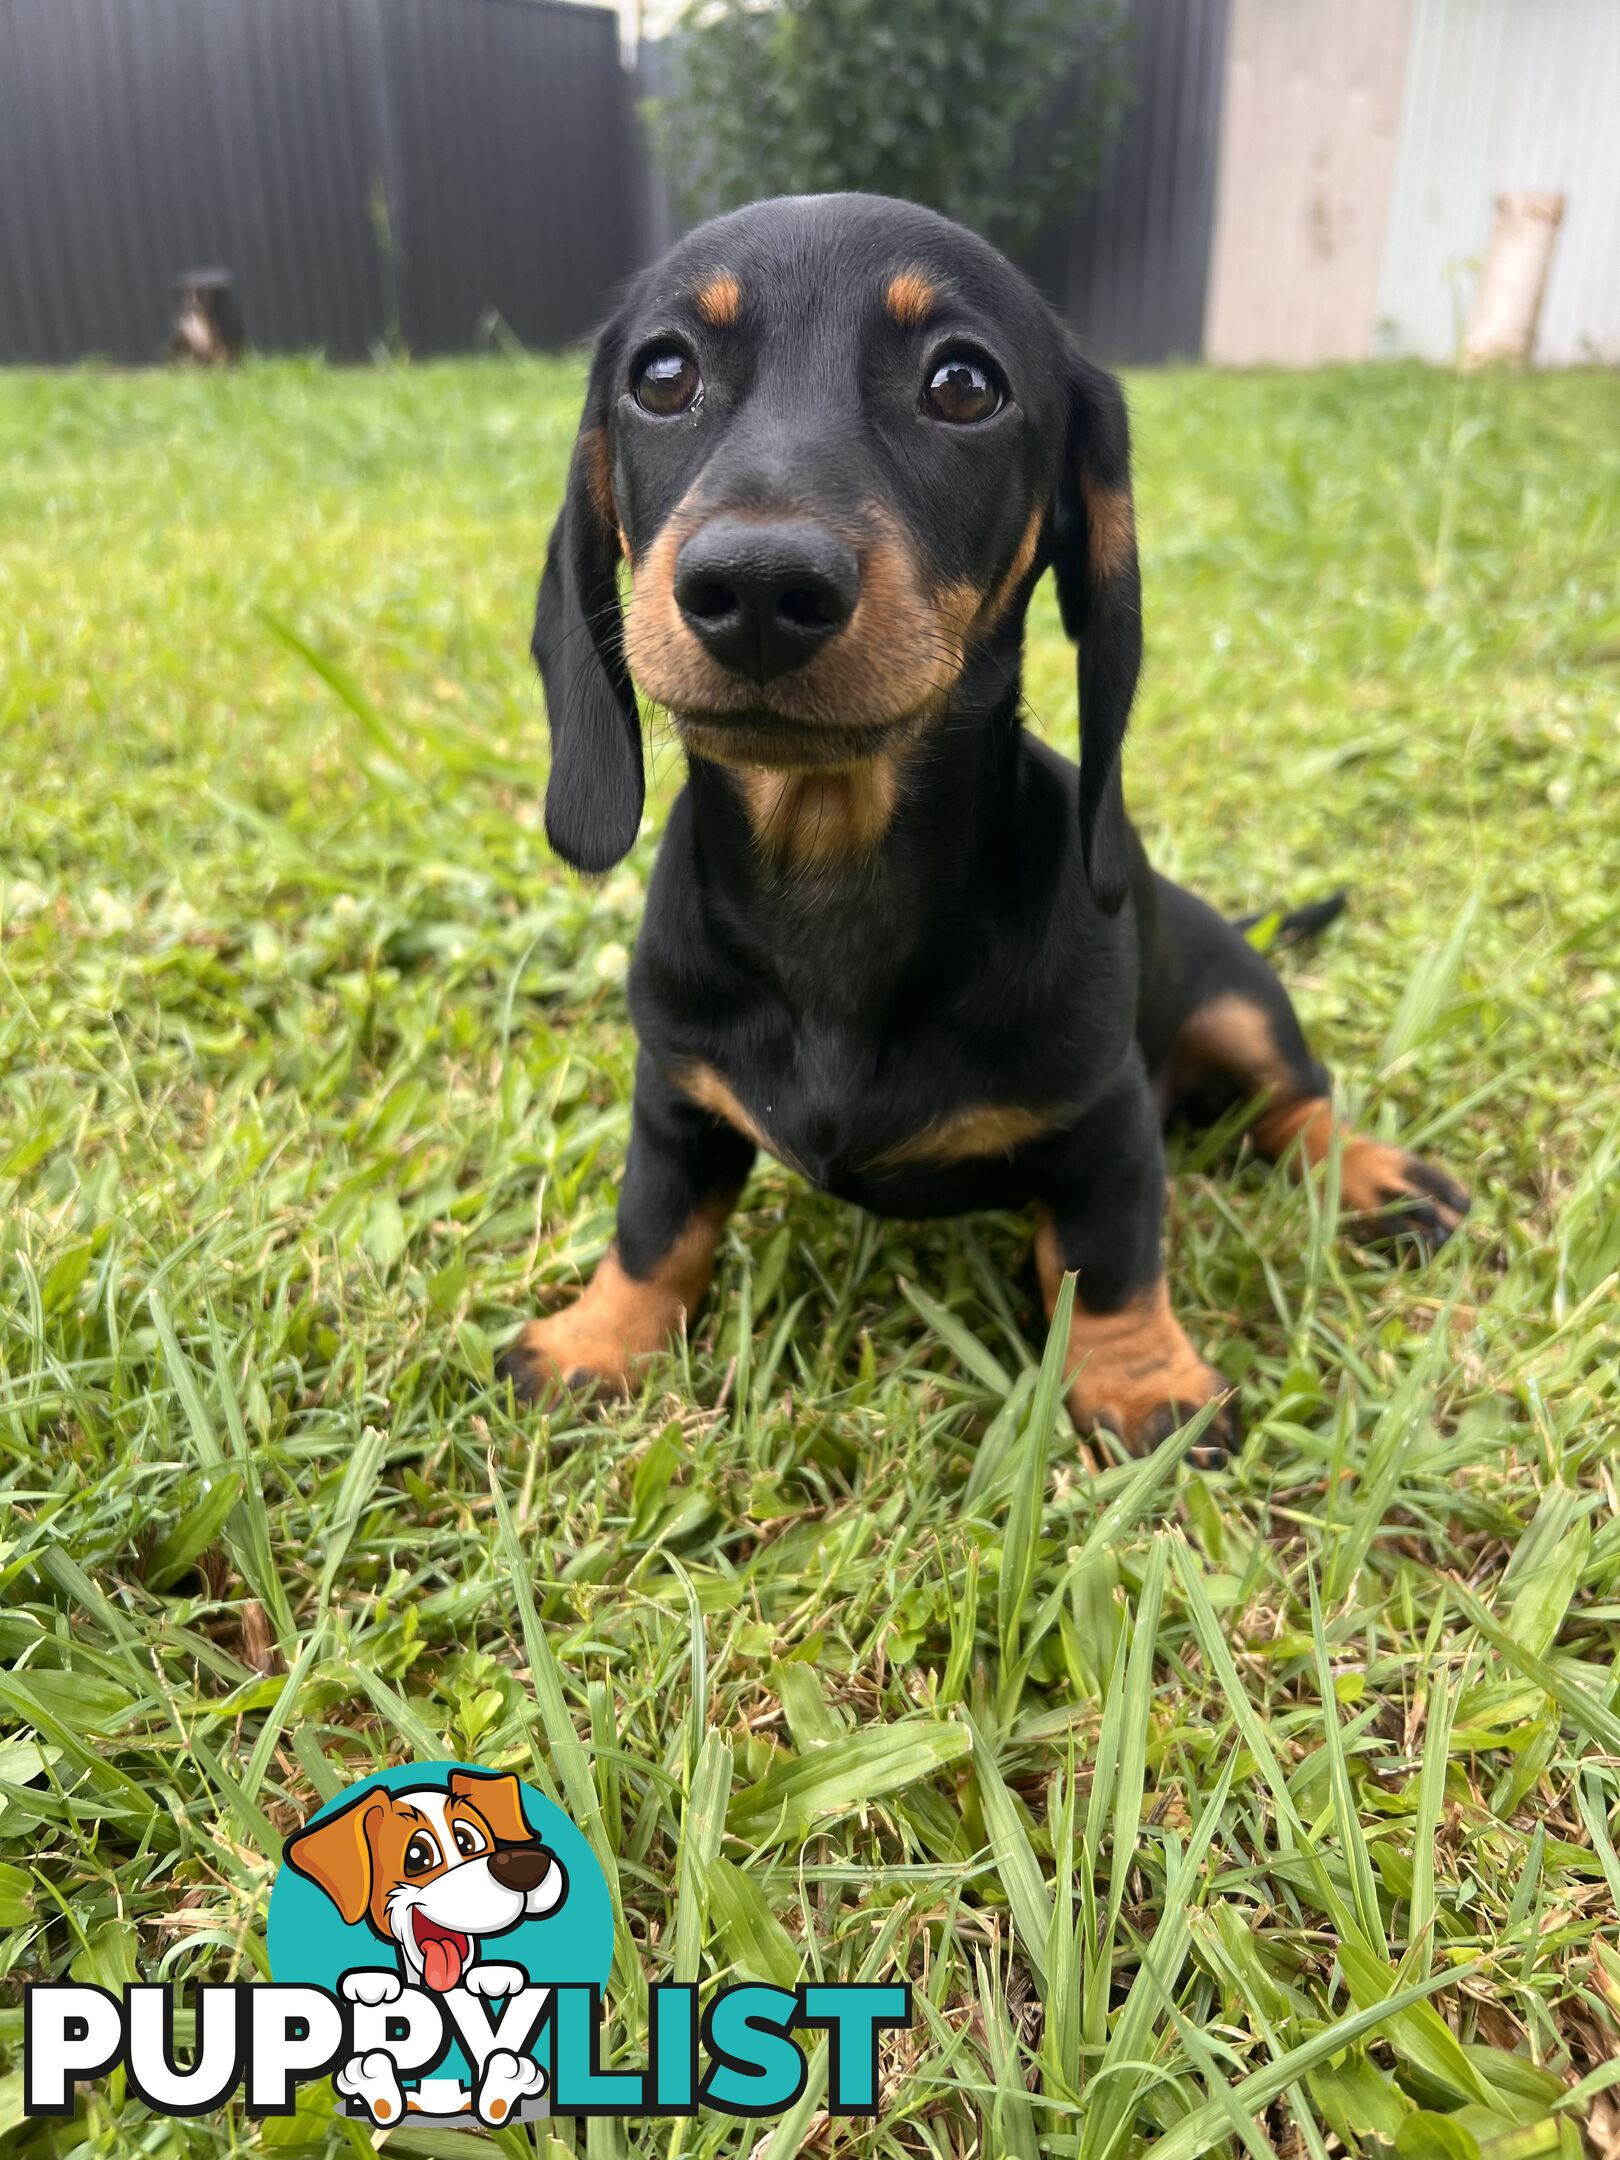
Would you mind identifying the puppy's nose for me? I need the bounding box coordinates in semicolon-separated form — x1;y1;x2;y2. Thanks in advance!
674;517;859;684
488;1845;551;1893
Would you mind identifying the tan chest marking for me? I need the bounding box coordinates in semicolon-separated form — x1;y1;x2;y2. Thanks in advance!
736;758;900;865
674;1060;796;1169
870;1100;1066;1169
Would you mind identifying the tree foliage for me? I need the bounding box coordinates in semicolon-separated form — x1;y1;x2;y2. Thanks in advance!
650;0;1134;247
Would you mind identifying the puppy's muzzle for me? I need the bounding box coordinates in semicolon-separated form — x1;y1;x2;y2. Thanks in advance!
673;516;858;685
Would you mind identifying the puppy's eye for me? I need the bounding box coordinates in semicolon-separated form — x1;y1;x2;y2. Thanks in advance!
452;1822;487;1858
634;347;701;416
404;1833;441;1876
923;354;1003;425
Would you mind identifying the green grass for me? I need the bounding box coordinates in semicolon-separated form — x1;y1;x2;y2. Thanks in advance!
1;353;1619;2160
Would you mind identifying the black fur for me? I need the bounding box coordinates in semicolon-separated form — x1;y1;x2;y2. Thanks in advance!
532;343;644;873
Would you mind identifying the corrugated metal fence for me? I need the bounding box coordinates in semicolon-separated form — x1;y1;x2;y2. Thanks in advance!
0;0;639;362
1024;0;1230;364
0;0;1230;366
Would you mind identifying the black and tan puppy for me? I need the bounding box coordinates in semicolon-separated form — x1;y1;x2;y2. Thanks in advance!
500;193;1467;1454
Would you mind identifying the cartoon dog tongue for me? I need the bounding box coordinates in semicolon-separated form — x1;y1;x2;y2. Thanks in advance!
414;1914;469;1992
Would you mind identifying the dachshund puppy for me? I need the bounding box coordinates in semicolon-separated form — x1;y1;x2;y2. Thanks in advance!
500;193;1468;1455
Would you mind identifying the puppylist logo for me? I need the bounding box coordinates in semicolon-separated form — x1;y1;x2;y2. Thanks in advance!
24;1759;911;2127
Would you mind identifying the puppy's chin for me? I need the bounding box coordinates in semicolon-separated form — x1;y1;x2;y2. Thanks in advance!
674;710;916;772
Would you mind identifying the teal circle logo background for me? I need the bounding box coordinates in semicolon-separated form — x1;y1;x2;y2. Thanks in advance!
266;1760;613;1991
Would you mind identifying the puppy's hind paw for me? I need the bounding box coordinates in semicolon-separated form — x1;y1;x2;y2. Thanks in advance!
1341;1141;1470;1260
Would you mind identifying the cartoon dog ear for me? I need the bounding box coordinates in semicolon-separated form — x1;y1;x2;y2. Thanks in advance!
533;326;642;875
1047;348;1142;916
284;1797;380;1927
449;1771;533;1845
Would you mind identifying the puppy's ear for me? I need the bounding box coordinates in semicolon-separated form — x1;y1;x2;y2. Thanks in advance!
285;1796;380;1926
1047;350;1142;915
533;331;642;874
450;1770;532;1844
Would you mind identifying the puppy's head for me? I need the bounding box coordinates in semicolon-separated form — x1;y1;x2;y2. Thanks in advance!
284;1773;563;1991
535;192;1143;909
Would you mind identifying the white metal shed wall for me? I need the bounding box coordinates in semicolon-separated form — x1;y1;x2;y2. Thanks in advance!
1203;0;1413;365
1372;0;1511;360
1376;0;1620;365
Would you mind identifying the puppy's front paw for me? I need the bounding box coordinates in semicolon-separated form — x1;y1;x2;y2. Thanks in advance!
462;1961;527;1999
1090;1376;1239;1465
1035;1235;1238;1465
337;2049;406;2126
341;1969;403;2006
1340;1140;1470;1258
496;1311;634;1406
1079;1354;1239;1466
476;2047;547;2125
497;1245;691;1407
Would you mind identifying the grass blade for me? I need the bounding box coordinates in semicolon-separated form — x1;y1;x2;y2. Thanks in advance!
672;1727;733;1984
1149;1962;1482;2160
966;1712;1052;1991
1309;1567;1386;1955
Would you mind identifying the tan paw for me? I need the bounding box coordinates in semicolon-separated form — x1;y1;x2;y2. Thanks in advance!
497;1312;637;1405
1255;1098;1469;1261
1337;1139;1470;1257
1068;1322;1238;1463
1035;1225;1237;1462
496;1248;686;1406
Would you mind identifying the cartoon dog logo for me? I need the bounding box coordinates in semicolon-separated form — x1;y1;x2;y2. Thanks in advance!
285;1770;567;2124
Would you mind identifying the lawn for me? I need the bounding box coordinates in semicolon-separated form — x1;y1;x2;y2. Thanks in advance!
1;353;1618;2160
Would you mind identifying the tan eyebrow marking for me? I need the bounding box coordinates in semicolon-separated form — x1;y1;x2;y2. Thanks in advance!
885;269;939;327
694;272;742;327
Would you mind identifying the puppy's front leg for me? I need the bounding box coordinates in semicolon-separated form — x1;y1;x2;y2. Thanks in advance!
1033;1058;1235;1460
500;1053;755;1404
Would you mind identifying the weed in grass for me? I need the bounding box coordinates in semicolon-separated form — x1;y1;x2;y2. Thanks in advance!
0;357;1618;2158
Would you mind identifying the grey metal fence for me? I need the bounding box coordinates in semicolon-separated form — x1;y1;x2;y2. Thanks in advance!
0;0;639;362
0;0;1227;367
1024;0;1230;363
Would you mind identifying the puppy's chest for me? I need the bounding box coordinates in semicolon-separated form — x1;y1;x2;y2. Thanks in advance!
678;1015;1072;1191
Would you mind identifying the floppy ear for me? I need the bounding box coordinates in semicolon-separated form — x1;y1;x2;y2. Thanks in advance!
284;1796;380;1926
1047;350;1142;916
450;1770;532;1844
533;331;642;874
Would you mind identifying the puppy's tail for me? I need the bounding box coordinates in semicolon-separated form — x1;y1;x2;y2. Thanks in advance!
1232;889;1347;954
